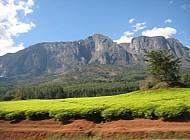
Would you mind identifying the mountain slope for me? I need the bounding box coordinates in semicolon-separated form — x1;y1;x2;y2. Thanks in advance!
0;34;190;77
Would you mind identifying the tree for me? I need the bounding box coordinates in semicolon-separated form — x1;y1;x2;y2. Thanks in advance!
181;74;190;87
144;50;181;86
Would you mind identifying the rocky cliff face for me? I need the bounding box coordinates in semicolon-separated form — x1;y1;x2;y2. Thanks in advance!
125;36;190;65
0;34;190;77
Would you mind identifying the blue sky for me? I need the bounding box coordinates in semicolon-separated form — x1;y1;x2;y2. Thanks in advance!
0;0;190;56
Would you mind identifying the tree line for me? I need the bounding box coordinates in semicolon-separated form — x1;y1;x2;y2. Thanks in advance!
0;82;139;101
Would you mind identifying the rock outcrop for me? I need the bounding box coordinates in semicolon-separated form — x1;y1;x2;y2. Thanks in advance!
0;34;190;77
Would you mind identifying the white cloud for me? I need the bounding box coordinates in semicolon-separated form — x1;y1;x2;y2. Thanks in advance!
142;27;177;38
165;19;172;23
8;22;35;36
26;0;34;7
133;22;146;32
123;31;134;36
114;31;134;44
114;20;147;44
180;4;190;10
0;28;25;56
0;0;35;56
129;18;135;24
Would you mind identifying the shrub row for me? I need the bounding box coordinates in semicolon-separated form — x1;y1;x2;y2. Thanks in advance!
1;104;189;122
154;104;190;121
0;110;50;121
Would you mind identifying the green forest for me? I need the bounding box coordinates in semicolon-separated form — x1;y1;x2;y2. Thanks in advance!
0;64;190;101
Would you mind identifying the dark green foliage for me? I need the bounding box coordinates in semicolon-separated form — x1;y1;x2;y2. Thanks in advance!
0;82;139;101
1;85;65;101
180;74;190;87
152;82;169;89
5;111;25;120
155;104;190;121
131;104;159;119
61;64;146;83
25;110;49;120
54;110;81;122
0;65;146;101
0;111;6;119
145;50;181;85
140;78;169;91
101;107;133;120
80;107;104;122
1;64;190;101
2;94;14;101
62;82;138;98
139;80;155;91
0;84;13;101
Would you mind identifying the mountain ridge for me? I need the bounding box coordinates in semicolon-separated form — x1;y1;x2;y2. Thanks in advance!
0;34;190;77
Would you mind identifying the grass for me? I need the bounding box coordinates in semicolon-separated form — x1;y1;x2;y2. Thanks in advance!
29;131;190;140
0;88;190;121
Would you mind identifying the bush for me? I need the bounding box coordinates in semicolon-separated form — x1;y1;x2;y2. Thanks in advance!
25;110;49;120
54;109;80;122
139;77;158;91
117;107;133;119
131;104;159;119
50;107;105;122
139;81;154;91
0;111;7;119
180;74;190;87
80;107;104;122
152;82;169;89
5;111;25;120
140;77;170;91
155;104;190;121
101;106;133;120
49;110;62;118
3;95;14;101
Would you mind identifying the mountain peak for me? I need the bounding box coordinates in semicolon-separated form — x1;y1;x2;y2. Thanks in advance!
133;36;166;40
88;33;111;41
92;33;107;38
0;34;190;77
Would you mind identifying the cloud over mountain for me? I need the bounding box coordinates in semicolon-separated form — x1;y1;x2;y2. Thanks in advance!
114;31;134;44
114;20;147;44
142;27;177;38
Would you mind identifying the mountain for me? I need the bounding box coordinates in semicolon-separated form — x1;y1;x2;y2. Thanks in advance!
0;34;190;77
124;36;190;65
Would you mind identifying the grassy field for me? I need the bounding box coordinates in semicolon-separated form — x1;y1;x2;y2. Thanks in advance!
0;88;190;122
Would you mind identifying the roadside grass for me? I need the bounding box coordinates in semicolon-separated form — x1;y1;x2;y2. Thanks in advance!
29;131;190;140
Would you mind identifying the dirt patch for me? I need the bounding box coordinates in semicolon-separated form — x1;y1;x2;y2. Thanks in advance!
0;119;190;139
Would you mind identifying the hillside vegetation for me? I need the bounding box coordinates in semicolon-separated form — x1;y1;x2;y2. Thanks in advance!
0;88;190;122
1;64;190;101
0;65;146;101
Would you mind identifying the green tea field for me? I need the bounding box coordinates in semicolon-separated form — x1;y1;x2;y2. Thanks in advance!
0;88;190;122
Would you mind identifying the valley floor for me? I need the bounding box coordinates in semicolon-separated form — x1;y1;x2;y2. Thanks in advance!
0;119;190;140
